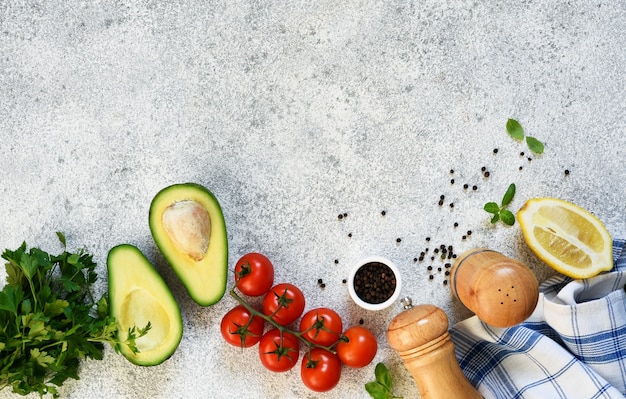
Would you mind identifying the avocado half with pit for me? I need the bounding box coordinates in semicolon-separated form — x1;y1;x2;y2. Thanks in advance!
107;244;183;366
149;183;228;306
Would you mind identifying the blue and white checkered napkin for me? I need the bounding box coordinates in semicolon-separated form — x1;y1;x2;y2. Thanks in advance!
450;239;626;399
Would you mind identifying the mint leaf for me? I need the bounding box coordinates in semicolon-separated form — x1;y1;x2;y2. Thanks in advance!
365;381;389;399
501;183;516;206
526;136;544;154
500;210;516;226
484;202;500;214
506;119;524;140
375;362;393;390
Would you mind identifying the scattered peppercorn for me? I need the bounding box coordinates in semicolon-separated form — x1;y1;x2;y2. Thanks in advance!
318;278;323;284
434;248;439;254
338;214;343;220
493;148;498;154
462;235;467;240
520;151;525;156
320;283;326;288
413;257;418;262
445;271;450;276
342;279;347;284
519;166;523;171
450;179;455;184
564;169;570;175
443;280;448;285
481;166;486;172
472;185;478;190
528;157;532;161
437;267;442;272
381;210;386;216
438;200;444;206
484;171;490;178
426;237;431;241
467;230;472;236
463;183;469;189
429;275;434;280
359;318;364;325
449;203;454;208
431;256;435;261
450;169;454;174
396;238;401;243
427;266;433;271
348;233;352;238
334;259;339;264
453;222;458;227
343;212;348;217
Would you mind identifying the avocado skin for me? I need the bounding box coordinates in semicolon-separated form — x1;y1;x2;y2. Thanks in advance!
149;183;228;306
107;244;183;366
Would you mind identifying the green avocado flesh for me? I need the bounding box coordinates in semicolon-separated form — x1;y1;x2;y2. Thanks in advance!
107;244;183;366
149;183;228;306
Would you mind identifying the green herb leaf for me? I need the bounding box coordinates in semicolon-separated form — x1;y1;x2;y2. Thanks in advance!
490;213;500;224
506;118;524;140
366;362;402;399
500;210;516;226
365;381;390;399
0;235;139;397
501;183;516;206
375;362;393;390
484;202;500;214
526;136;544;154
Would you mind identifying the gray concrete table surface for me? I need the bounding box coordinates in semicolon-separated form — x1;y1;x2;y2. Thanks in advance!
1;1;625;398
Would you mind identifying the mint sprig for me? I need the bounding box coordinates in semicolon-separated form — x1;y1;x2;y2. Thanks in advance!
365;362;403;399
506;118;544;154
484;183;516;226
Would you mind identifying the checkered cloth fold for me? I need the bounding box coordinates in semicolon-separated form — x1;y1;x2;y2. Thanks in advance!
450;239;626;399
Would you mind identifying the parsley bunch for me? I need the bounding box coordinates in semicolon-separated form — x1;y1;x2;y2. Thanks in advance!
0;233;148;398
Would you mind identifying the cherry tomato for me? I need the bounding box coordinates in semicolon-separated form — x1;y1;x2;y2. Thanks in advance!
299;308;343;347
335;326;378;368
234;252;275;297
220;305;265;348
262;283;305;326
300;348;342;392
258;328;300;372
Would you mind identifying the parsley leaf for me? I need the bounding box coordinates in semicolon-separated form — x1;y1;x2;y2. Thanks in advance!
0;233;149;398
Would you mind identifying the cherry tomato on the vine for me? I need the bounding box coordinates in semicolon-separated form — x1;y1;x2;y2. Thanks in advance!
220;305;265;348
258;328;300;372
299;308;343;347
300;348;342;392
262;283;305;326
335;326;378;368
234;252;275;297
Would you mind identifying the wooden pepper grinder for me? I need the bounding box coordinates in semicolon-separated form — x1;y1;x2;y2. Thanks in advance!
450;248;539;328
387;298;483;399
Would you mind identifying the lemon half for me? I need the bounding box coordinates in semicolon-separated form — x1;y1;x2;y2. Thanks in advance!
517;197;613;279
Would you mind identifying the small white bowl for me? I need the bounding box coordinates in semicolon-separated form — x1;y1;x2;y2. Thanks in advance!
348;256;402;311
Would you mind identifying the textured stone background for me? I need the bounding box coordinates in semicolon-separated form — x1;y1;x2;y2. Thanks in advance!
1;1;624;398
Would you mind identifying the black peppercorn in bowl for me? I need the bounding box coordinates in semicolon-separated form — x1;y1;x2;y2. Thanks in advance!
348;256;402;311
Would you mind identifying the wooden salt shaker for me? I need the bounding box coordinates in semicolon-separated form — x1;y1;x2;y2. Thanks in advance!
387;298;482;399
450;248;539;328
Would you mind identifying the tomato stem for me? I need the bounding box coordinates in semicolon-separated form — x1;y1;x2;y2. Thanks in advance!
229;287;340;354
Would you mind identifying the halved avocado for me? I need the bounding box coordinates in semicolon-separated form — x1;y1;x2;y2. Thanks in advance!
149;183;228;306
107;244;183;366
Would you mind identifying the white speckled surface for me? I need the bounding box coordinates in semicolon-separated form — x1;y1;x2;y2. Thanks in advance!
1;1;625;398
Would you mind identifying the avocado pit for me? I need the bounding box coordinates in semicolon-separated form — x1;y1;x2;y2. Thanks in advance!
162;200;211;261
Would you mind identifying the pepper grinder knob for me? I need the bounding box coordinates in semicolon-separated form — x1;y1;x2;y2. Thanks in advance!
387;302;482;399
450;248;539;328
